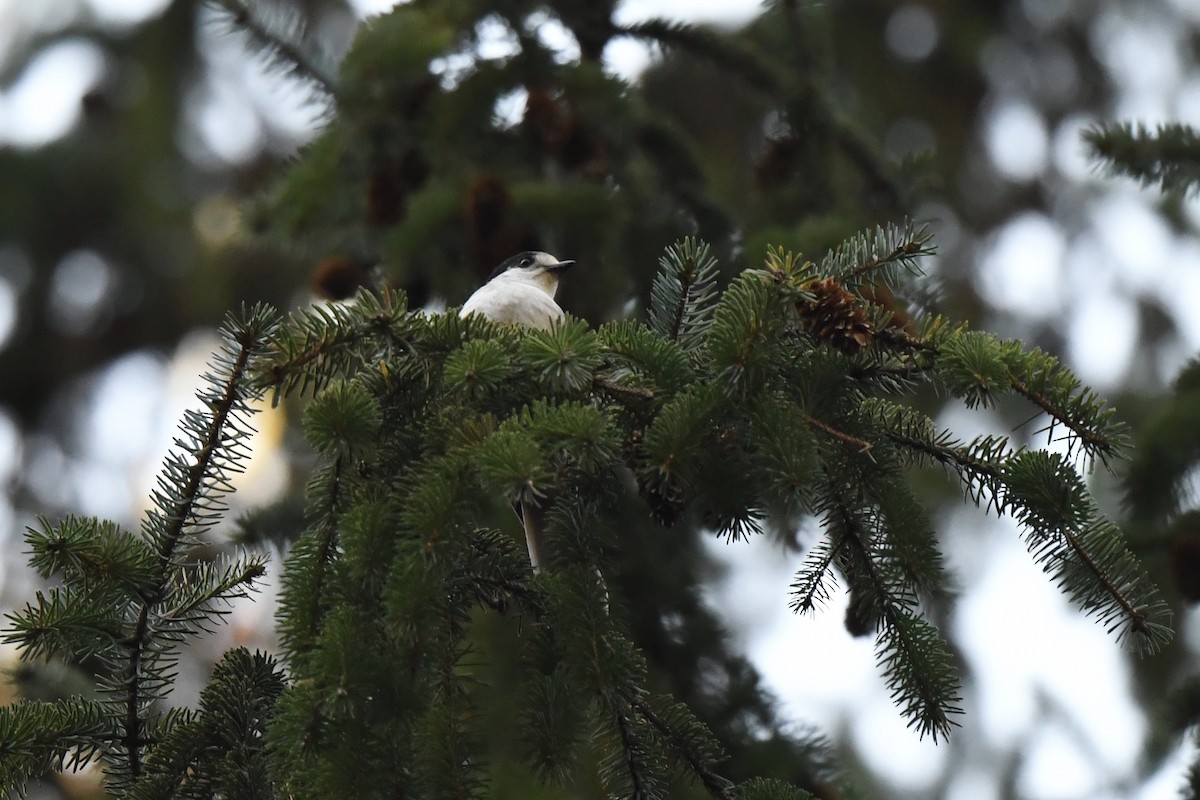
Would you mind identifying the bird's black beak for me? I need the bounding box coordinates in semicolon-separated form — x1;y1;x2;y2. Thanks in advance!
547;259;575;273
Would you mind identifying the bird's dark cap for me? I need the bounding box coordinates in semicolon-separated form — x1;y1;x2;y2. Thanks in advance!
487;251;575;281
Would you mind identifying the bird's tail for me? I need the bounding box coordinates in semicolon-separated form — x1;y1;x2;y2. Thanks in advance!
519;500;545;574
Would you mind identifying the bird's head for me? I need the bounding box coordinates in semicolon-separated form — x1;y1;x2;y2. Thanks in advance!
486;251;575;296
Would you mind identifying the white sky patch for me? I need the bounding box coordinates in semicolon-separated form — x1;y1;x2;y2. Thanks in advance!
1091;10;1182;101
493;87;528;128
885;4;940;63
1135;739;1200;800
87;0;171;29
1052;113;1099;181
951;522;1145;767
526;11;582;64
851;695;949;789
984;100;1049;181
946;766;1001;800
1062;232;1117;297
1151;238;1200;351
615;0;764;27
430;16;521;91
25;435;73;509
976;212;1065;318
1017;723;1113;799
748;586;880;732
1175;75;1200;125
1066;291;1137;389
0;5;80;73
348;0;406;17
475;15;521;61
180;7;330;166
1089;193;1173;292
48;249;117;336
608;0;763;81
182;73;263;166
73;460;135;522
703;533;879;732
0;37;106;148
83;351;168;466
603;37;657;82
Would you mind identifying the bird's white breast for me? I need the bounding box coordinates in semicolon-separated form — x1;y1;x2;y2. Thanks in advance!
460;273;565;330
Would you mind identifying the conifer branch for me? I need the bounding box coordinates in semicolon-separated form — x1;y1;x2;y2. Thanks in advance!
1002;452;1172;654
612;20;779;92
804;414;873;454
151;338;253;578
120;306;276;782
0;700;111;791
614;710;651;800
1009;377;1121;465
594;374;655;404
819;222;934;289
1059;524;1150;634
1084;122;1200;194
262;288;410;401
649;238;722;353
879;426;1002;485
833;500;961;740
4;587;126;663
123;605;151;778
627;695;735;800
208;0;339;100
789;535;844;615
872;325;941;353
275;455;347;663
161;559;268;625
307;457;344;638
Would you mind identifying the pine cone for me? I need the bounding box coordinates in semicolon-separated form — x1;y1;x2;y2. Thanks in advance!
365;149;429;227
1169;511;1200;603
800;277;873;354
311;255;366;300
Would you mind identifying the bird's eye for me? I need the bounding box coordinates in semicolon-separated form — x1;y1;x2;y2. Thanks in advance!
520;257;533;268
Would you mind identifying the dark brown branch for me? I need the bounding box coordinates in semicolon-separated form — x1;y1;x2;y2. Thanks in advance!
593;375;655;404
614;710;648;800
1060;526;1150;636
805;414;873;454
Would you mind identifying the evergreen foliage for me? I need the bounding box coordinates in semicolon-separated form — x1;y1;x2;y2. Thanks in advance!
1;0;1191;797
1086;119;1200;796
207;0;339;100
1085;122;1200;194
0;307;283;796
0;226;1169;796
254;223;1167;788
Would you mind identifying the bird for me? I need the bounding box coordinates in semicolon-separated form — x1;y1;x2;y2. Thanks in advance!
460;251;575;331
460;250;577;573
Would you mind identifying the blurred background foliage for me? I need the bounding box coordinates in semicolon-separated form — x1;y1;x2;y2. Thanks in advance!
2;0;1200;797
